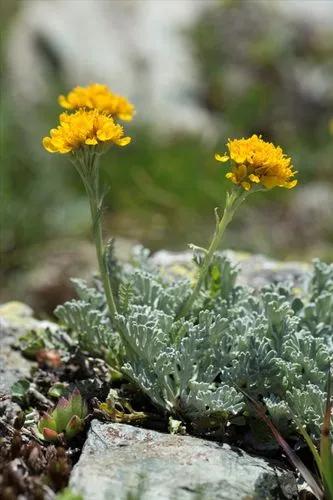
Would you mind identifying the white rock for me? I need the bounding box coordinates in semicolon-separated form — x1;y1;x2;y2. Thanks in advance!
70;420;298;500
5;0;215;134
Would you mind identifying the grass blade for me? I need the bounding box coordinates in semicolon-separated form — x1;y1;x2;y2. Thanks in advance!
292;413;322;478
320;371;333;498
240;389;324;500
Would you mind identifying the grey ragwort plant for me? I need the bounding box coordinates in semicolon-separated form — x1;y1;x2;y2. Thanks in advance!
55;248;333;438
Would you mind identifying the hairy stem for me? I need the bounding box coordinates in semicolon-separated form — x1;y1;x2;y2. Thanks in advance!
74;151;118;322
87;185;118;320
176;189;247;320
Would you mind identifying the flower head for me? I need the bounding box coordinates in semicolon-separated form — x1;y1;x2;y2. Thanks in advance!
42;109;131;154
58;83;135;121
215;134;297;191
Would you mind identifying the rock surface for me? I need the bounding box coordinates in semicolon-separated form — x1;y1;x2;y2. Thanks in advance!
5;1;333;134
70;420;297;500
152;249;309;289
6;0;213;134
0;301;57;393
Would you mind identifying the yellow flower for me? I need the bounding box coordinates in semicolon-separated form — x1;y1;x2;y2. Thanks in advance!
215;134;297;191
42;109;131;154
58;83;135;121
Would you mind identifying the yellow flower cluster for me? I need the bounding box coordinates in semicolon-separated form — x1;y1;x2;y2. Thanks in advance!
43;83;134;155
215;134;297;191
58;83;135;121
43;109;131;154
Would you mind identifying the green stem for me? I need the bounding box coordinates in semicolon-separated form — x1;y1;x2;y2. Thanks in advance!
176;189;247;320
73;151;118;322
87;185;118;320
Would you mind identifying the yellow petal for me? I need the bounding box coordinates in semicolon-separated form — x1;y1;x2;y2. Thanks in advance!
85;138;98;145
215;153;229;162
225;172;238;184
97;130;112;142
249;174;260;183
118;113;133;122
115;136;131;146
285;179;298;189
58;146;73;154
42;137;58;153
260;176;280;189
237;164;247;178
58;95;72;109
241;181;251;191
231;152;247;164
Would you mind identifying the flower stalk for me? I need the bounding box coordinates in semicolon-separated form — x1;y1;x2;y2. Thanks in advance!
176;188;248;319
176;133;298;321
42;84;134;324
72;149;118;321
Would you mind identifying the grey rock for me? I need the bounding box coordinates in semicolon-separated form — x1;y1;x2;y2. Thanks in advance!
5;1;332;136
152;249;309;289
6;0;214;135
0;301;57;393
0;302;34;394
70;420;297;500
2;238;136;314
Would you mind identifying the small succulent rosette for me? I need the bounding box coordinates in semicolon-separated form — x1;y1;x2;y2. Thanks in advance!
36;389;88;442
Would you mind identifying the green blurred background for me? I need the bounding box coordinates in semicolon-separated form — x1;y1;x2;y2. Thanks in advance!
1;0;332;312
